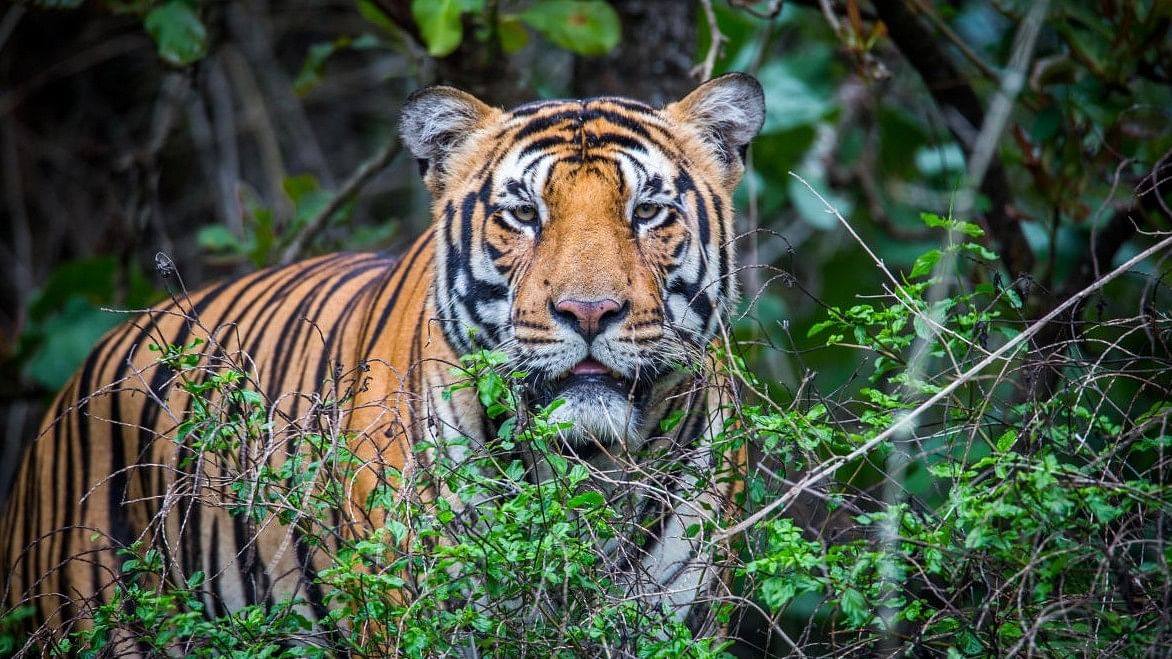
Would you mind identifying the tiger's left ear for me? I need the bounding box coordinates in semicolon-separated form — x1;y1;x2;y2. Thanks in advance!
666;73;765;183
400;85;499;192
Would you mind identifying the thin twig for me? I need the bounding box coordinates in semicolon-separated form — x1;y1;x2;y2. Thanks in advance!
728;0;785;20
0;4;24;54
693;0;726;82
954;0;1049;220
907;0;998;80
817;0;845;39
872;0;1035;276
716;230;1172;541
279;138;402;264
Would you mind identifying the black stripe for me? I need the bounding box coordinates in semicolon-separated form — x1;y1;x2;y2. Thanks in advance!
596;98;657;115
289;257;390;419
588;132;647;153
519;135;570;158
669;278;713;322
509;100;563;117
522;153;554;177
365;240;430;357
707;184;730;303
514;108;655;142
675;170;707;247
207;520;226;618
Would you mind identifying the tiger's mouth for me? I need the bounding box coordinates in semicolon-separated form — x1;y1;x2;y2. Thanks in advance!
553;358;629;392
527;357;654;457
545;357;650;402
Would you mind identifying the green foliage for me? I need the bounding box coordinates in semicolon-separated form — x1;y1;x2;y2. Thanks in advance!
411;0;484;57
72;0;212;66
736;221;1171;655
293;34;381;95
517;1;621;56
67;543;321;658
17;256;159;391
59;345;726;656
197;174;364;267
0;606;34;655
144;1;208;66
407;0;621;58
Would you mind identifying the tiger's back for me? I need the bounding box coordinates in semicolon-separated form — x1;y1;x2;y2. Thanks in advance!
0;247;440;641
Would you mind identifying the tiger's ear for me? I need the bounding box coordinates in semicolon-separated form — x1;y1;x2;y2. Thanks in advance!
400;86;498;190
666;73;765;182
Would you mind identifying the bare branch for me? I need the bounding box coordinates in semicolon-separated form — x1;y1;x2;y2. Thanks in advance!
872;0;1035;278
279;138;402;265
692;0;727;82
954;0;1048;220
717;229;1172;541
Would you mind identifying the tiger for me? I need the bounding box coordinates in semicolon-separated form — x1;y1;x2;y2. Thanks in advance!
0;72;765;653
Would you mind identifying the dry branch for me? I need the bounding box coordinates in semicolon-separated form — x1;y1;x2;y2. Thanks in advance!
717;229;1172;541
871;0;1034;278
279;138;403;265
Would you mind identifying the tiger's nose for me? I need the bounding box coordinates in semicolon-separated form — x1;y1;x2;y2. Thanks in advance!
552;298;626;340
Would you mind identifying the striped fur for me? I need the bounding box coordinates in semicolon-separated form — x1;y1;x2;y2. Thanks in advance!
0;74;764;649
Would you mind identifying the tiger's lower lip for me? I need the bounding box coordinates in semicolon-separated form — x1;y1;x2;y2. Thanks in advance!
556;370;625;381
552;373;629;396
527;367;656;411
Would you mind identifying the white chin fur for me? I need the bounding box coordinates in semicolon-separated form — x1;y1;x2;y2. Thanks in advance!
546;387;642;448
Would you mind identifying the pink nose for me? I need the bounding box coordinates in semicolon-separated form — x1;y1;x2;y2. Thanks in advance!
554;298;623;338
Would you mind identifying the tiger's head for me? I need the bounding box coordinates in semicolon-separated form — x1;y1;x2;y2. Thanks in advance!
400;74;764;454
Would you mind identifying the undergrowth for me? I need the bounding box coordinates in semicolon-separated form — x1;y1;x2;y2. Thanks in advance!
2;214;1168;658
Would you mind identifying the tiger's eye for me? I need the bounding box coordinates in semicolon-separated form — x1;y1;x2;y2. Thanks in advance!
513;204;537;223
634;202;660;220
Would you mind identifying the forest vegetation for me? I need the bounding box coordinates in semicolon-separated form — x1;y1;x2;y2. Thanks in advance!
0;0;1169;656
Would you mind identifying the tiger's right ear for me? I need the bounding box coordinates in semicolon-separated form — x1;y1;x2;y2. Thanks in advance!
399;86;498;190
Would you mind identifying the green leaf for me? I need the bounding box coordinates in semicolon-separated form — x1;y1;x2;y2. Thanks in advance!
838;588;870;627
520;0;620;56
413;0;471;57
567;490;605;510
498;14;530;54
185;571;205;588
659;409;686;432
144;1;208;66
910;249;941;279
197;225;242;253
995;429;1017;452
294;41;338;96
1004;286;1023;309
357;0;397;32
283;173;337;228
22;297;123;391
283;173;320;203
807;318;836;338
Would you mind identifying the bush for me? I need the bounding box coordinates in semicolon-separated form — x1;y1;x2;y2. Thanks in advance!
52;342;733;658
28;213;1167;658
734;214;1171;655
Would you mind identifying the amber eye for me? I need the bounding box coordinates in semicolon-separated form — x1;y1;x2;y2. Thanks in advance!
512;204;538;223
633;202;660;221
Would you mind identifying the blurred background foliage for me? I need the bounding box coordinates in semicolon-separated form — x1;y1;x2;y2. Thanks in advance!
1;0;1170;655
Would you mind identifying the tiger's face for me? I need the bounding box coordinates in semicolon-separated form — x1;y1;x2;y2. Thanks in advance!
401;74;764;454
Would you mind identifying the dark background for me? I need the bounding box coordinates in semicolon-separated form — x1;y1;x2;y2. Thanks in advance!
1;1;1169;653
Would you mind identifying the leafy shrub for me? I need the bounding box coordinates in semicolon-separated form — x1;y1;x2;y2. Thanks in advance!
51;340;731;658
734;214;1171;656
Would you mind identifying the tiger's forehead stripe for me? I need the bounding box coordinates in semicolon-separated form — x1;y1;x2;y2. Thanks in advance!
470;99;685;180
